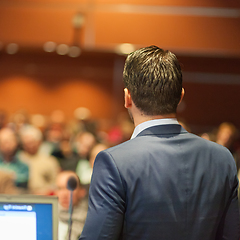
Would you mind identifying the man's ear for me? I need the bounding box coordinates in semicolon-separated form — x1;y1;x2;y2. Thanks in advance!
178;88;185;105
124;88;132;109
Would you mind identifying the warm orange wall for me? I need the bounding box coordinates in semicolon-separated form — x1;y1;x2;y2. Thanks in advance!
94;13;240;54
0;0;239;131
0;50;239;132
0;76;114;120
0;51;124;122
3;0;238;6
0;1;239;56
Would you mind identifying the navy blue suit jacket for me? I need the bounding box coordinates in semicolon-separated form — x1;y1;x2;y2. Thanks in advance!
80;125;240;240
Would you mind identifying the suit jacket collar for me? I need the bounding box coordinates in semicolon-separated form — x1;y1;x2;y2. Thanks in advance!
136;124;188;137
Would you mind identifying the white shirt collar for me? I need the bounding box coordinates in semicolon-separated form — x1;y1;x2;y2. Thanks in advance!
131;118;179;139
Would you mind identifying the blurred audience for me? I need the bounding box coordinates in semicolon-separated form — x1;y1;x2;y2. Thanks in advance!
1;108;240;199
0;127;29;190
215;122;240;171
199;122;240;170
74;131;96;161
52;137;79;172
38;110;66;156
18;125;61;195
72;107;97;136
107;112;134;146
73;131;97;188
40;123;65;155
55;171;88;240
215;122;238;150
200;132;215;141
76;142;108;186
0;169;19;194
8;109;29;133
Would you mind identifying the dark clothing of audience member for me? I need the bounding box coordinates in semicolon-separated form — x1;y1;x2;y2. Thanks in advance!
52;140;79;171
0;128;29;190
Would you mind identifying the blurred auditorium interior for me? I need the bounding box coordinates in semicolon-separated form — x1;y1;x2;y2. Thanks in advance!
0;0;240;134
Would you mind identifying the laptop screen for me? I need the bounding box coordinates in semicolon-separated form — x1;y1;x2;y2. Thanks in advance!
0;194;58;240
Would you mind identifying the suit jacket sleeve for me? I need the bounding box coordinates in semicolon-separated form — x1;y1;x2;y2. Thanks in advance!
79;150;125;240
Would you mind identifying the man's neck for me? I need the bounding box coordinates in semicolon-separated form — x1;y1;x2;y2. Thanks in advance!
134;113;177;127
128;101;177;127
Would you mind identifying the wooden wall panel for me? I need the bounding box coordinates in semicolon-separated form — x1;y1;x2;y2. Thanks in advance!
0;1;239;56
0;50;239;132
179;83;240;132
93;12;240;55
0;7;76;45
0;0;239;133
94;0;240;8
0;76;114;120
0;51;122;122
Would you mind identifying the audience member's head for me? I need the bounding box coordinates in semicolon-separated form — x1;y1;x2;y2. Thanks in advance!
10;109;29;131
89;143;108;168
19;125;43;155
216;122;238;148
55;171;86;209
74;131;96;159
0;128;18;159
200;133;211;141
45;124;64;144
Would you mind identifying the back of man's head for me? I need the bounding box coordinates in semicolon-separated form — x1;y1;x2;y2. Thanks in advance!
123;45;182;115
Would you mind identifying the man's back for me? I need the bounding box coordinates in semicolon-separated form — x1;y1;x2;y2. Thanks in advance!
80;125;239;240
80;45;239;240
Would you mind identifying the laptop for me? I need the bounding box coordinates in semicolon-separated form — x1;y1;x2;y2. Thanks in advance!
0;194;58;240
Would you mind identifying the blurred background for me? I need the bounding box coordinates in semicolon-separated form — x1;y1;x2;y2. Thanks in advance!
0;0;240;134
1;2;240;235
1;0;240;220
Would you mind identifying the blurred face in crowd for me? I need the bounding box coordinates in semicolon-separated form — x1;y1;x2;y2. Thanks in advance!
60;139;72;156
46;126;63;143
216;123;236;148
89;143;108;168
21;135;41;155
0;128;18;158
75;132;96;158
55;171;85;209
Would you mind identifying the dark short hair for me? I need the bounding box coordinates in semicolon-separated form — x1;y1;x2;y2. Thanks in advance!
123;45;182;115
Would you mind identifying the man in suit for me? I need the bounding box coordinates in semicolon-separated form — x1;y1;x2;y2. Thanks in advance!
79;46;240;240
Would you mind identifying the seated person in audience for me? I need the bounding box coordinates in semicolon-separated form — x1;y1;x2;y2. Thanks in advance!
18;125;60;195
0;169;19;194
55;171;88;240
215;122;238;150
215;122;240;205
200;132;214;141
215;122;240;168
40;123;64;155
74;131;96;161
76;143;108;186
0;127;29;190
52;137;79;172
